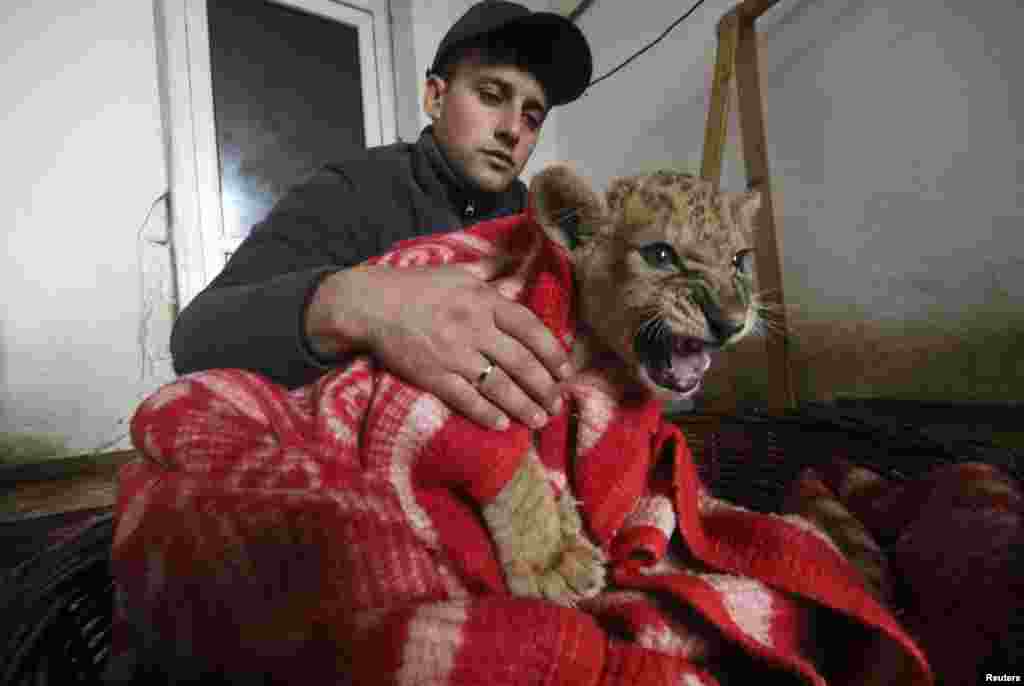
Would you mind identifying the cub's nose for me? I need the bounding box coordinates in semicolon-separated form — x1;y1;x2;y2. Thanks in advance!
701;299;745;345
708;315;744;344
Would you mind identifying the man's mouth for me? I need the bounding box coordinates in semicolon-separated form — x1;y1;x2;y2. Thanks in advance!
483;150;514;168
634;323;713;397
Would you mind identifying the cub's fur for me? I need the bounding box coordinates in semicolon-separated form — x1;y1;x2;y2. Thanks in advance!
484;165;763;606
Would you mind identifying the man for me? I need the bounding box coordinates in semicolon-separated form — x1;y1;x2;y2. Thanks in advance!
170;1;593;433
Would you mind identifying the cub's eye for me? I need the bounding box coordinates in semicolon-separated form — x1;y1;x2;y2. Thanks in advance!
638;242;680;270
733;248;755;276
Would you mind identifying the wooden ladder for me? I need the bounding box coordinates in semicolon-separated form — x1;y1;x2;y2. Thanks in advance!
701;0;794;414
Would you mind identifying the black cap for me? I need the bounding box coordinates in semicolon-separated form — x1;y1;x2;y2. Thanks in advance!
428;1;593;107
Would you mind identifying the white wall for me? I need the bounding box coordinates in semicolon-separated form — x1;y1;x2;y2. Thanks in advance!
561;0;753;184
560;0;1024;404
1;2;176;457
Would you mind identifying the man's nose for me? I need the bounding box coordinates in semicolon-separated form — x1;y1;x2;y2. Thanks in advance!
494;108;521;147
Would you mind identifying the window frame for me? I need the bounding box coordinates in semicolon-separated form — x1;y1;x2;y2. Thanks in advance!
156;0;397;307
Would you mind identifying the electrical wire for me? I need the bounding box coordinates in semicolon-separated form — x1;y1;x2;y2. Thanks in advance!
137;190;171;385
567;0;596;23
583;0;709;93
87;190;173;457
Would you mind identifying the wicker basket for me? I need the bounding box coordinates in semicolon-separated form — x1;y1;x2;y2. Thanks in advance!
1;404;1020;685
1;512;115;685
686;402;1021;513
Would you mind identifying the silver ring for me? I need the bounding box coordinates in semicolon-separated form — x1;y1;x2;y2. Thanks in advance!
474;361;495;389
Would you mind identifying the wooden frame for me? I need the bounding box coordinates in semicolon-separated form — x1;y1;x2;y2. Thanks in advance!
156;0;397;308
701;0;794;413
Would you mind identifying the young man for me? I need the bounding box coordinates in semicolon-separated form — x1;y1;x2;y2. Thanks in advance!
170;1;593;432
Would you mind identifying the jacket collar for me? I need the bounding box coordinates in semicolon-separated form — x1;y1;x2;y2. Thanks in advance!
414;126;527;225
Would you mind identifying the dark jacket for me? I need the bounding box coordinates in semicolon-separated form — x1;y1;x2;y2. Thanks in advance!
170;128;529;388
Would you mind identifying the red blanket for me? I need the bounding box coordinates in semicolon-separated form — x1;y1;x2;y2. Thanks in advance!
108;210;932;685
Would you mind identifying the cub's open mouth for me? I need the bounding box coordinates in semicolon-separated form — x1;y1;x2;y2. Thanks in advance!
634;326;713;397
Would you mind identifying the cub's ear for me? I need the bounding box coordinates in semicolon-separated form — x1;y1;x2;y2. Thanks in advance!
529;164;605;253
730;188;763;227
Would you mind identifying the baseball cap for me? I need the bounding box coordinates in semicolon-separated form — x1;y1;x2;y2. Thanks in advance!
428;1;593;107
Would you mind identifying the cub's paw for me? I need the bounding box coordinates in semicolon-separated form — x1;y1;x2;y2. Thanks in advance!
483;457;606;607
553;489;606;602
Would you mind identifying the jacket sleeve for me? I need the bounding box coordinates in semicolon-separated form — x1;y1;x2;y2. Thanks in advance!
170;165;383;388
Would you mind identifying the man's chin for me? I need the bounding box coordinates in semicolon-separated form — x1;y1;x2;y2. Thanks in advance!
473;175;514;194
466;163;518;193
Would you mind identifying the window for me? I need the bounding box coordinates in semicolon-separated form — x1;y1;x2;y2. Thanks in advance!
156;0;397;307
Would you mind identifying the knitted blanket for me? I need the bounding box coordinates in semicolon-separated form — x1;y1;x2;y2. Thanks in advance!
108;210;933;685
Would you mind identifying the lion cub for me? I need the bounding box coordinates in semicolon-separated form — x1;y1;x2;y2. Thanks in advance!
483;165;763;606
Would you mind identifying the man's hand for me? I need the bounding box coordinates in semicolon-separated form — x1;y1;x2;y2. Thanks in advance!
305;258;572;430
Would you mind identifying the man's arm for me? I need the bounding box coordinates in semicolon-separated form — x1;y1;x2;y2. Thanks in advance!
172;164;572;429
170;166;377;388
305;260;571;431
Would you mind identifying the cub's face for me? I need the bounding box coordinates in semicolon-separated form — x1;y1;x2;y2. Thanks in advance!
531;166;763;401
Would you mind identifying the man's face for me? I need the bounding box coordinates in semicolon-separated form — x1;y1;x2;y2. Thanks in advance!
425;55;548;193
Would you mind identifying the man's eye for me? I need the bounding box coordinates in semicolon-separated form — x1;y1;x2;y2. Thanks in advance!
732;248;754;276
478;89;502;104
639;242;680;270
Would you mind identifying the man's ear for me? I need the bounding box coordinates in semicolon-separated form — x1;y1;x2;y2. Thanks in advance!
423;75;446;122
529;164;606;255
